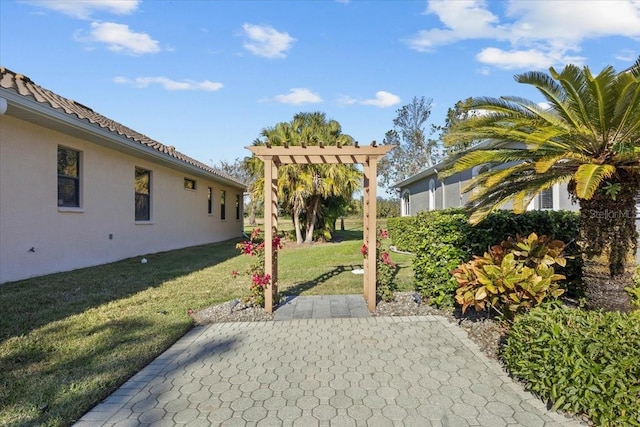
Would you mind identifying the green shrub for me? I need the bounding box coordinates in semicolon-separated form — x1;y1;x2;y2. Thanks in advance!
471;210;582;296
627;266;640;309
502;306;640;426
413;209;471;307
403;209;581;309
386;216;420;252
452;233;566;319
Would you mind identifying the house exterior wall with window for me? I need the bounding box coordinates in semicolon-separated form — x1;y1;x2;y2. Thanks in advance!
0;67;245;284
0;115;244;283
397;166;475;216
395;162;577;217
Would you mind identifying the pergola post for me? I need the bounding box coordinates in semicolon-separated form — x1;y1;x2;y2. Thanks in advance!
247;144;395;314
263;156;279;313
363;158;378;312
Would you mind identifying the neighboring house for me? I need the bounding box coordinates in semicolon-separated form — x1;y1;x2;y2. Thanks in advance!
394;160;578;217
0;66;246;284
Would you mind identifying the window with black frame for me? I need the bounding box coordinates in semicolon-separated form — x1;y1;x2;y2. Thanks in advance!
235;194;241;220
220;190;226;220
57;146;80;207
135;168;151;221
208;187;213;214
184;178;196;190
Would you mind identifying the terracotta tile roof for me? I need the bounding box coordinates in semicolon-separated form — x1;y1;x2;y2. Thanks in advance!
0;66;245;188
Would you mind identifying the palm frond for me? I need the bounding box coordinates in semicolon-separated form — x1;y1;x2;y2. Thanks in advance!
574;164;616;199
516;69;583;130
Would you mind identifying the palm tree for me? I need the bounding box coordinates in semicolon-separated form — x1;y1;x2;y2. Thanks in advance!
441;59;640;312
247;112;363;244
242;150;264;225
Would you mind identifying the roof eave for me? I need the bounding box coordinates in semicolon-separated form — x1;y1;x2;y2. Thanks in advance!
1;90;246;190
393;164;439;188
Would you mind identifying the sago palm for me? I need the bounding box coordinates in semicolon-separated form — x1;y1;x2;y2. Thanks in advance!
442;59;640;312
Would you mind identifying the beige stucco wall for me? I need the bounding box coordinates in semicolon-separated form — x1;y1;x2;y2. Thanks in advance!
0;115;244;283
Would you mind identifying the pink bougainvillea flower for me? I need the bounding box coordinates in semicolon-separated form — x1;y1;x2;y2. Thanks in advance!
231;270;238;278
379;229;389;239
360;243;368;257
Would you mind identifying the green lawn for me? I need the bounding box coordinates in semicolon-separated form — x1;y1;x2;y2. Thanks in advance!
0;219;412;427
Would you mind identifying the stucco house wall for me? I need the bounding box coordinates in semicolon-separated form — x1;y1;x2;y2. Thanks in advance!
0;67;245;283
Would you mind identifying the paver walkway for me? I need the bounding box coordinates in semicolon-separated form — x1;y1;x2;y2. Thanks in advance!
274;295;371;320
76;296;583;427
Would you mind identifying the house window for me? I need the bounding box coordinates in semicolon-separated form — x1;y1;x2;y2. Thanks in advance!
58;146;80;207
184;178;196;190
471;164;490;200
207;187;213;214
235;194;241;220
220;190;226;220
539;187;554;210
135;168;151;221
401;190;410;217
428;179;436;211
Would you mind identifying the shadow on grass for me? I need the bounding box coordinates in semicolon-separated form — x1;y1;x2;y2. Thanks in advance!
0;238;243;344
0;315;196;427
330;229;363;243
281;264;362;296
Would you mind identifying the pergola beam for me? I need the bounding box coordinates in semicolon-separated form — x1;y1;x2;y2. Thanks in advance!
246;143;395;313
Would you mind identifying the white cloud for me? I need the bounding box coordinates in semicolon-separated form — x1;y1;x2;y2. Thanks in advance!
407;0;640;70
337;95;358;105
505;1;640;42
477;48;558;70
25;0;139;19
242;23;295;58
361;91;401;108
80;22;160;55
114;76;223;92
615;49;640;62
406;0;505;52
477;66;492;76
274;88;322;105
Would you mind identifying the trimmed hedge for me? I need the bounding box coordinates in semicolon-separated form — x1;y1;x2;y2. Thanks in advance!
413;210;472;307
388;209;582;306
502;306;640;426
387;216;420;252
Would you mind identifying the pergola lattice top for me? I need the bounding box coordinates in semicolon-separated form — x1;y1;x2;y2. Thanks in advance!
246;143;395;313
248;145;393;165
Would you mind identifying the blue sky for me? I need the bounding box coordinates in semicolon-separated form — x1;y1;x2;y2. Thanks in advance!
1;0;639;168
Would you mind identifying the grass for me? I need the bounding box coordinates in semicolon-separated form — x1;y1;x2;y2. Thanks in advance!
0;218;412;427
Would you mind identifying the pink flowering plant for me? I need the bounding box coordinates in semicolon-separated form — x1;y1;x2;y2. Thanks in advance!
235;228;283;307
362;229;398;302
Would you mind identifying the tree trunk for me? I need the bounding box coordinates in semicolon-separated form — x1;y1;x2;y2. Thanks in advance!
293;209;303;245
578;185;636;312
304;197;321;244
249;200;256;226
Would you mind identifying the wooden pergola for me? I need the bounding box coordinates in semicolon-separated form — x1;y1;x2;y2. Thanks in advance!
247;143;395;313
